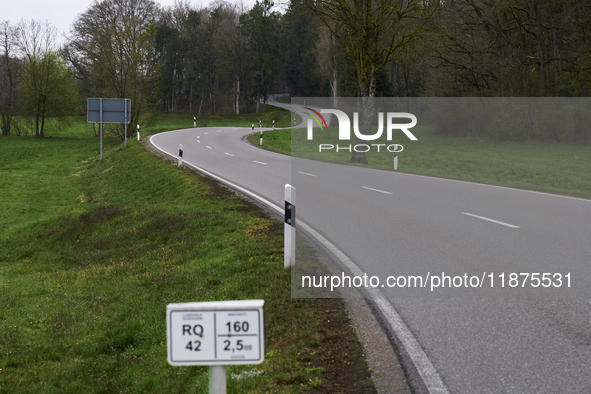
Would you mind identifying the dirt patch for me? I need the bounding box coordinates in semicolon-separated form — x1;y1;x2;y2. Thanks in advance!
298;298;376;393
198;175;238;199
57;205;127;241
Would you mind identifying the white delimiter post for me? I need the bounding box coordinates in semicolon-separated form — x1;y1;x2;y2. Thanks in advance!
284;184;296;268
194;117;196;128
99;98;103;160
137;125;140;141
394;151;398;170
178;144;183;167
209;365;226;394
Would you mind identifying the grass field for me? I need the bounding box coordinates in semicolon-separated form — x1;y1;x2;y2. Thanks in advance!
249;125;591;199
0;106;375;392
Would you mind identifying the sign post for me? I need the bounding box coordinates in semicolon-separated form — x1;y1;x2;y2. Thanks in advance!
167;300;265;394
284;184;296;268
87;98;131;160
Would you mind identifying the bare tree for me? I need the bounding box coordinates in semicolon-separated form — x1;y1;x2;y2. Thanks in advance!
316;24;339;106
0;20;21;136
17;20;78;137
68;0;159;138
217;2;250;114
302;0;437;162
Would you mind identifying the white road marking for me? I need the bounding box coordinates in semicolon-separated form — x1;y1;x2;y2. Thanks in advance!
362;186;393;195
204;132;209;135
197;135;200;139
197;140;201;143
253;160;267;165
461;212;519;228
296;171;317;177
217;130;222;132
206;146;212;149
224;152;234;157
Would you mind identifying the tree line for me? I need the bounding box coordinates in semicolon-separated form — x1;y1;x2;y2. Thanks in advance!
2;0;591;140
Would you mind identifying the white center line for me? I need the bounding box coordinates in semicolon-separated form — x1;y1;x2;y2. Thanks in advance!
297;171;318;177
204;132;209;135
253;160;267;165
196;135;200;139
197;140;201;143
361;186;393;195
206;146;212;149
216;130;222;132
224;152;234;157
461;212;520;228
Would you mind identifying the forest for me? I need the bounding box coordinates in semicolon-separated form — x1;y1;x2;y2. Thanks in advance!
2;0;591;140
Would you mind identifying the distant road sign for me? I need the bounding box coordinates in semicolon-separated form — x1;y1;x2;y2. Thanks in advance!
87;98;130;123
167;300;265;366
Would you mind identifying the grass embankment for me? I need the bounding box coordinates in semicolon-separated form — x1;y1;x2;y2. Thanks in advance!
0;109;375;392
248;126;591;199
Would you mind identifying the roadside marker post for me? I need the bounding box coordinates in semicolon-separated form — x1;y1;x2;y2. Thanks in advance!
167;300;265;394
251;124;254;135
194;117;196;128
124;101;128;147
178;144;183;167
284;184;296;268
100;101;103;159
260;130;263;146
273;120;275;129
393;144;401;170
259;120;262;129
137;125;140;141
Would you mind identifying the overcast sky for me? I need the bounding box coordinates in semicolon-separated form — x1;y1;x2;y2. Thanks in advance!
2;0;263;44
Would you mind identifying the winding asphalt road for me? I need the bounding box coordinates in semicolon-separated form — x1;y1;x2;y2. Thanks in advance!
150;99;591;393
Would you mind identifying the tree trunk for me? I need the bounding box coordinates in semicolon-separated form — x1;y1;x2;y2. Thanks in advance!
35;112;40;137
234;74;240;115
189;80;193;114
349;76;376;164
331;34;338;108
198;91;204;115
332;66;338;108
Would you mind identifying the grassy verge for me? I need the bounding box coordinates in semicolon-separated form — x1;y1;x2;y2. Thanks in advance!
0;131;374;391
248;126;591;199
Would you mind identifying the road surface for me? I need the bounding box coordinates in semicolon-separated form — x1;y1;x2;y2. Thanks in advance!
150;100;591;393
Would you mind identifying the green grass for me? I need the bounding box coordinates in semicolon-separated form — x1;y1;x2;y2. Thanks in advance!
0;118;374;392
249;126;591;199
